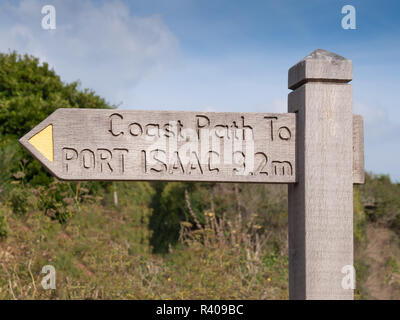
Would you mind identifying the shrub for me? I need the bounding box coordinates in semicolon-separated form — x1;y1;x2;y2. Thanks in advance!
360;173;400;235
8;187;31;216
0;138;18;192
38;180;80;224
0;208;9;238
0;51;113;185
149;182;210;253
354;187;366;245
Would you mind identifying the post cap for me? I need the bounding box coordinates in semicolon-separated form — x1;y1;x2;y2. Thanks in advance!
288;49;352;90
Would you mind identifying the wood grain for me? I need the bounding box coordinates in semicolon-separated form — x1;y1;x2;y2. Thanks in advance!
20;109;296;183
353;115;365;184
19;108;364;184
288;49;355;300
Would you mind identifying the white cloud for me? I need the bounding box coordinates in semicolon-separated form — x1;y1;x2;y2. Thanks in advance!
118;53;290;114
354;102;386;125
354;101;399;143
0;0;179;106
353;100;400;181
269;98;287;113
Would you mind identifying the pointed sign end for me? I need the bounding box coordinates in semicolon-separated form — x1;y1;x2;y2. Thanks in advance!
25;124;54;162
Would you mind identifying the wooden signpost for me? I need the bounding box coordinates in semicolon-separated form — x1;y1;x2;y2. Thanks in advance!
19;49;364;300
19;109;297;183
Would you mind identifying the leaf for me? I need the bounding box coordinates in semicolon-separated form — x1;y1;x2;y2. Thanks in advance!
180;221;193;228
13;171;25;179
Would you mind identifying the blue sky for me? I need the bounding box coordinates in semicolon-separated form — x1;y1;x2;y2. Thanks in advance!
0;0;399;181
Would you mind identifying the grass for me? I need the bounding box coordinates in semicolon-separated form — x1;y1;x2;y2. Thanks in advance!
0;197;287;299
1;175;400;299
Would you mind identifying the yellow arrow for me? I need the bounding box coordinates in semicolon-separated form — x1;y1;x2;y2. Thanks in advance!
28;124;54;162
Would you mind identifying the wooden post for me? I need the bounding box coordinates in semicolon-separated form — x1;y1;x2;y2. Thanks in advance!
288;49;354;299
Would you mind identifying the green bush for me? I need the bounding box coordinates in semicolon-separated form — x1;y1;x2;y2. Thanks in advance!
8;187;31;216
0;52;112;137
354;187;366;245
0;138;18;191
37;180;99;224
0;51;113;185
149;182;210;253
360;173;400;235
0;51;116;223
0;209;9;238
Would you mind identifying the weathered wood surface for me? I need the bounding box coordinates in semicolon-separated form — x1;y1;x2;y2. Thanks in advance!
19;109;297;183
288;49;353;90
288;49;355;300
21;109;364;183
353;115;365;184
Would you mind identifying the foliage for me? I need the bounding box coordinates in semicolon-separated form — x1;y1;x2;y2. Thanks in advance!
0;139;18;192
8;187;32;216
0;191;287;299
0;51;112;185
37;181;80;224
354;259;370;299
354;187;366;245
149;182;210;253
102;181;155;252
149;182;288;254
0;207;9;238
359;174;400;235
0;52;111;137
